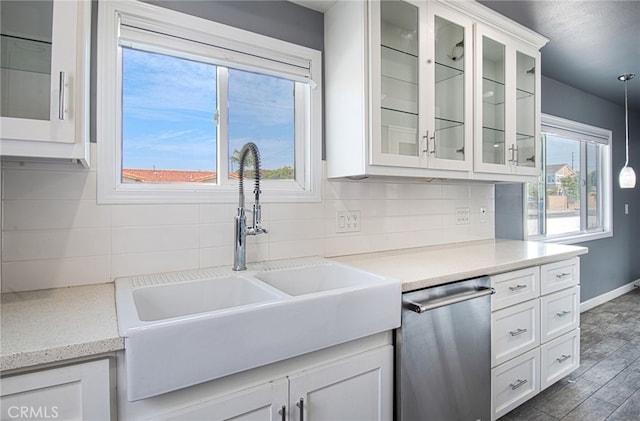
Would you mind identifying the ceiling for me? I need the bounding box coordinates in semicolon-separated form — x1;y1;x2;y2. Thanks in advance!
291;0;640;112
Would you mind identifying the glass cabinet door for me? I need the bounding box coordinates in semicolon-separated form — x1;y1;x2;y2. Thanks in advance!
379;0;420;160
433;15;466;162
0;0;53;121
516;51;537;167
480;35;506;166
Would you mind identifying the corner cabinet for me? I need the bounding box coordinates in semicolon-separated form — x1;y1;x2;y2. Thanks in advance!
0;0;91;167
325;0;548;182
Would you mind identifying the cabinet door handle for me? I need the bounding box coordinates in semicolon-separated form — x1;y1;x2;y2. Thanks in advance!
430;131;437;155
556;310;571;317
278;405;286;421
297;398;304;421
509;379;528;390
509;328;528;337
423;131;429;154
556;354;571;364
556;272;571;279
58;71;66;120
508;145;517;163
509;284;527;291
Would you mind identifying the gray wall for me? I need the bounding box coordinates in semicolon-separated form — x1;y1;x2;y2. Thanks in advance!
496;76;640;302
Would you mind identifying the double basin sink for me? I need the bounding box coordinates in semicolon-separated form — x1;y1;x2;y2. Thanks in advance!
115;259;401;401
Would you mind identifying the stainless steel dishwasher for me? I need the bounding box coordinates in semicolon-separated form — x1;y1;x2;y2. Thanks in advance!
396;276;494;421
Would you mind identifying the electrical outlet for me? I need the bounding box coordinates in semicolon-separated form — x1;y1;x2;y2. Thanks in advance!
625;203;629;215
455;207;470;225
336;211;361;233
480;206;487;223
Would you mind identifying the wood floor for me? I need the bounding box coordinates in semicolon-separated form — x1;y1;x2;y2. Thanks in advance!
500;287;640;420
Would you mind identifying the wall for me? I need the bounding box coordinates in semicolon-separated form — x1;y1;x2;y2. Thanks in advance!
496;76;640;302
0;0;497;293
0;149;494;292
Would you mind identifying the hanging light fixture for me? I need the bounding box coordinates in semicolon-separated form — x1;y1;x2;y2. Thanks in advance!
618;73;636;188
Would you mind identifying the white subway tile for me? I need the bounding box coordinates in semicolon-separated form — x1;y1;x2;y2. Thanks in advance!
325;235;372;257
1;256;111;292
199;203;239;224
268;202;325;221
2;168;97;200
199;246;233;268
2;199;111;231
111;249;200;279
112;204;199;227
267;219;324;242
269;239;324;260
200;223;234;248
112;225;199;254
441;183;470;200
2;228;111;261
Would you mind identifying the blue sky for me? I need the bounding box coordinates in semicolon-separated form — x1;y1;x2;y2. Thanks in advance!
122;48;295;173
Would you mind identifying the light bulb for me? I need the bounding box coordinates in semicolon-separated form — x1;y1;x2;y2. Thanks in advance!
619;166;637;189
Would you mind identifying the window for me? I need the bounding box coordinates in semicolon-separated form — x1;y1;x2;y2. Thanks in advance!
526;114;612;243
97;1;322;203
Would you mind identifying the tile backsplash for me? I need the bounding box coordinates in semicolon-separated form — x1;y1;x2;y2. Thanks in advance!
1;146;495;292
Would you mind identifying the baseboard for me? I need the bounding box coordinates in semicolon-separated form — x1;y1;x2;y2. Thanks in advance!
580;279;640;313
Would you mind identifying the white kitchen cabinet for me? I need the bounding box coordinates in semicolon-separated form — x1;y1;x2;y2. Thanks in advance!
150;379;289;421
325;0;547;182
122;343;393;421
490;258;581;420
492;299;540;367
0;0;91;166
473;23;542;179
492;348;540;419
288;345;393;421
0;359;112;421
326;0;474;179
540;329;580;390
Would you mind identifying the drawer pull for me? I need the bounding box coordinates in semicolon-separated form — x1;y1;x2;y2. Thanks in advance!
556;310;572;317
509;379;528;390
509;284;528;291
509;328;528;337
556;354;571;364
555;272;572;279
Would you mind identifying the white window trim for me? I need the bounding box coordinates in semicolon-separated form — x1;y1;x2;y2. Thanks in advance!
97;0;322;204
525;114;612;244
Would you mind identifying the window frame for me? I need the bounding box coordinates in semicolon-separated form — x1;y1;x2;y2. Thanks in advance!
97;0;322;204
525;114;612;244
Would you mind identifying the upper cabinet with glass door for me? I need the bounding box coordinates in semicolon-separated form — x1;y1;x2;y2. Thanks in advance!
325;0;473;179
325;0;546;181
0;0;91;166
474;23;543;177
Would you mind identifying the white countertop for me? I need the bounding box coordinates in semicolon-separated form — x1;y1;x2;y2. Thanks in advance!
0;283;124;372
332;239;588;292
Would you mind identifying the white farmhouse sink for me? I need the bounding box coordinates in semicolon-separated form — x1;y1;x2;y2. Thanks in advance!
254;263;384;295
132;275;282;321
116;260;401;401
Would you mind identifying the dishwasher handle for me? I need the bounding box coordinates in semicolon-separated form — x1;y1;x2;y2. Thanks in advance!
405;286;495;313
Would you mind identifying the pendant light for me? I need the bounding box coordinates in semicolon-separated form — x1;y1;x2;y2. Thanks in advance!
618;73;636;189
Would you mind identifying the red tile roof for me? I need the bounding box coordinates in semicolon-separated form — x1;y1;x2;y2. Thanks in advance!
122;169;216;183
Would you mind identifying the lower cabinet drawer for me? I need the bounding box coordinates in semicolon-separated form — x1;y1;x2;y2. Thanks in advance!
492;348;540;420
541;329;580;390
492;299;540;367
541;286;580;343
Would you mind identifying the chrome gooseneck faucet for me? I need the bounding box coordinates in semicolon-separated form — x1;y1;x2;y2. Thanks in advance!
233;142;267;271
